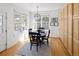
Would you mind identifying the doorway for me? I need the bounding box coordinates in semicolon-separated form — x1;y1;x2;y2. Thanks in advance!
0;12;7;52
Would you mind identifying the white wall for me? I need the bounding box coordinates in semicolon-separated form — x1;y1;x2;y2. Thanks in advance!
7;5;30;48
0;4;16;51
49;10;60;37
29;12;35;30
0;4;30;52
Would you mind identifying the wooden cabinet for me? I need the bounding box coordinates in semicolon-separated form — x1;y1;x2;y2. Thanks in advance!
63;5;68;49
73;3;79;16
62;10;65;43
72;3;79;56
59;3;79;56
73;39;79;55
59;10;62;42
67;4;73;55
59;8;65;44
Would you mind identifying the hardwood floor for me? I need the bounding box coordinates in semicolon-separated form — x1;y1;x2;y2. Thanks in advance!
51;37;70;56
0;37;70;56
0;41;25;56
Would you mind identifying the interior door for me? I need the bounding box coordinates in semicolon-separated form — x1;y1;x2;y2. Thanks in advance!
0;12;7;52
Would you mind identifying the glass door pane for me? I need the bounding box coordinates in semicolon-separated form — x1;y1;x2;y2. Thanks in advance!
42;16;49;29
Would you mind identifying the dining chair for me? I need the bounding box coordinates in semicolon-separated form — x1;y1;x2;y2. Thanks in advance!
38;27;45;29
29;32;41;52
43;30;50;45
28;28;32;32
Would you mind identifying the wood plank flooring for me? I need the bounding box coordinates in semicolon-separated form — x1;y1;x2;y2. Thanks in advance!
0;41;25;56
51;37;70;56
0;37;70;56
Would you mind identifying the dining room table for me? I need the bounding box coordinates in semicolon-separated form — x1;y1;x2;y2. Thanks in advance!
31;30;46;44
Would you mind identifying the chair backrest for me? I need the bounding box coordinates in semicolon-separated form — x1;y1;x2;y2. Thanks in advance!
29;32;40;42
29;28;32;32
38;27;45;29
47;30;50;39
29;32;33;41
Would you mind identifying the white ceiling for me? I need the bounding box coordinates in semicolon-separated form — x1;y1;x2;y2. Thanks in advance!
13;3;66;12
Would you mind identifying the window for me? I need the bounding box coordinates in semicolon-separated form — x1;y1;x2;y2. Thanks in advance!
42;16;49;29
36;16;49;29
37;18;41;29
14;10;27;31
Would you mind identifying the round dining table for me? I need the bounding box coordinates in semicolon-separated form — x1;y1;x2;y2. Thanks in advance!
31;31;46;37
30;31;46;43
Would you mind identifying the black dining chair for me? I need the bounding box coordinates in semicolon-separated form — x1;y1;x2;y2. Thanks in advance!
38;27;45;30
43;30;50;45
28;28;32;32
29;32;41;52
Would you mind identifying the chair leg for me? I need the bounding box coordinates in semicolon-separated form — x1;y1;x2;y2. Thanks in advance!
30;44;32;50
40;42;41;47
36;43;38;52
47;40;49;46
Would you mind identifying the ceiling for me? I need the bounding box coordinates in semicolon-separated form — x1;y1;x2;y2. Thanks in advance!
13;3;66;12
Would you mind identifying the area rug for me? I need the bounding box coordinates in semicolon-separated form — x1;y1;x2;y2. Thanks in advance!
15;41;51;56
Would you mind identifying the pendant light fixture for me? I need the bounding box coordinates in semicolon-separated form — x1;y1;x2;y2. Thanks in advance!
34;6;41;21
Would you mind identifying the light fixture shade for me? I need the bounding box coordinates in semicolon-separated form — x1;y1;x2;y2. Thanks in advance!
34;13;41;20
